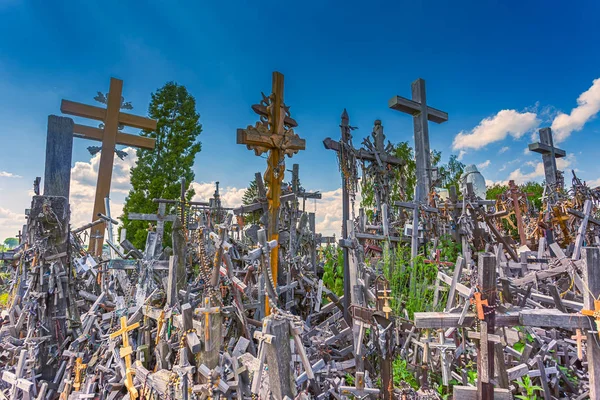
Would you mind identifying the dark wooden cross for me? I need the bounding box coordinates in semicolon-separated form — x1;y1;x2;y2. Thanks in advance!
528;127;566;203
237;71;306;316
324;110;405;323
389;78;448;202
507;180;529;246
61;77;157;256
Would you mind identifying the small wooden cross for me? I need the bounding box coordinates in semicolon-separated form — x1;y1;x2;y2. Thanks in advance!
571;329;587;360
581;298;600;340
109;316;141;399
470;291;489;320
196;297;220;348
61;77;157;256
467;321;505;383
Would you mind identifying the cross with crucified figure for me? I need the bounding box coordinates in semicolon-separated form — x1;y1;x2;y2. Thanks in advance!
237;71;306;315
61;77;157;256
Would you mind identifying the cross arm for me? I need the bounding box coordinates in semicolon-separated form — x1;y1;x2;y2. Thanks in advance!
528;142;566;157
127;213;177;222
61;100;157;130
568;208;600;227
519;309;593;329
388;96;448;124
323;137;341;152
72;124;156;150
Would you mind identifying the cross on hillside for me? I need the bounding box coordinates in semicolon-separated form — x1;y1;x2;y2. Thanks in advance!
389;78;448;202
61;77;157;256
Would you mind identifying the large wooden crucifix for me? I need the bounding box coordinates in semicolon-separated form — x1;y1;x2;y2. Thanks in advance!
528;127;566;203
237;71;306;315
61;77;157;256
389;78;448;202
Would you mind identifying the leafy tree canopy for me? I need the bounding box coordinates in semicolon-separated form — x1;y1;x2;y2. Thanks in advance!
121;82;202;249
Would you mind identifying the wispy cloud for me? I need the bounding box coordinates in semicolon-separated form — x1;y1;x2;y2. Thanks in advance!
498;146;509;154
506;154;576;185
0;171;21;178
552;78;600;143
477;160;491;169
453;110;540;150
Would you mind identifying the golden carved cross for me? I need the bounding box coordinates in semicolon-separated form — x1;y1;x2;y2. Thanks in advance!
237;71;305;315
109;316;141;399
61;77;157;256
73;357;87;391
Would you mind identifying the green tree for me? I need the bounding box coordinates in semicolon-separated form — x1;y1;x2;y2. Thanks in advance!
3;238;18;249
521;181;544;211
121;82;202;249
241;178;263;224
437;154;465;191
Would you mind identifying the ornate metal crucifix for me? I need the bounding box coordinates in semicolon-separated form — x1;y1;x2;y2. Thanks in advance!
237;71;306;315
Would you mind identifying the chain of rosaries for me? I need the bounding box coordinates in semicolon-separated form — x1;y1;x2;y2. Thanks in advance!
195;228;222;306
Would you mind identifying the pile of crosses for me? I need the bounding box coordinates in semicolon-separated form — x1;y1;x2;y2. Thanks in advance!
0;73;404;400
406;128;600;398
2;71;600;400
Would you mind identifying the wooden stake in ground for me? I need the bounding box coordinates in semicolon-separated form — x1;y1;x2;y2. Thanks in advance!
237;71;306;316
61;77;157;256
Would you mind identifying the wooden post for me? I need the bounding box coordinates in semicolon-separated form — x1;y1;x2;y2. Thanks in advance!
582;247;600;399
477;252;496;400
44;116;74;198
264;318;294;399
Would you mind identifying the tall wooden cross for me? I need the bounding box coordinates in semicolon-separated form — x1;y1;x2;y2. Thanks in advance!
528;127;566;203
237;71;306;315
389;78;448;202
324;110;405;324
61;77;157;256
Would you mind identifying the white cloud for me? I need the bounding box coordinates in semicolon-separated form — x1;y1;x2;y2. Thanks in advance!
506;154;576;185
69;147;136;232
0;207;25;238
190;182;246;208
0;171;21;178
552;78;600;143
477;160;491;170
587;177;600;188
457;150;467;161
498;146;509;154
452;110;540;150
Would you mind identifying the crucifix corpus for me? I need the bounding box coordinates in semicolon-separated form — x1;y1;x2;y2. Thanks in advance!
61;77;157;256
237;71;306;316
389;78;448;202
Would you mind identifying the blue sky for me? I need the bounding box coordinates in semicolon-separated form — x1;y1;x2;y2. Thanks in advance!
1;0;599;239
